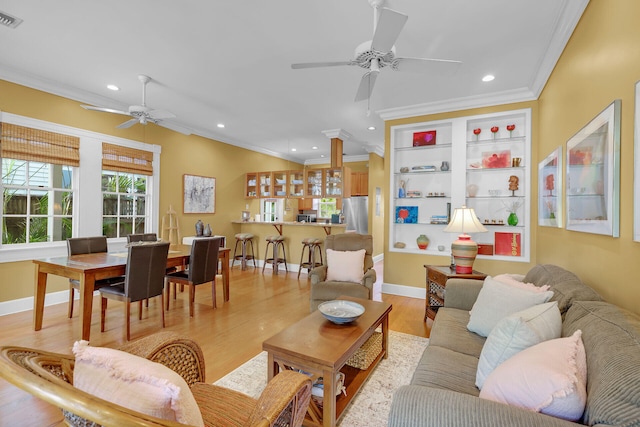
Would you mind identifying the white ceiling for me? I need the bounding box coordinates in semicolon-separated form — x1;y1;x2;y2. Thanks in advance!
0;0;588;164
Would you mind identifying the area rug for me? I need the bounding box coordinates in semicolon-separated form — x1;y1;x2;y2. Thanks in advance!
214;330;429;427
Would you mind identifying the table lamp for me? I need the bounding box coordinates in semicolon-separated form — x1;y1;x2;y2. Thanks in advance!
443;205;487;274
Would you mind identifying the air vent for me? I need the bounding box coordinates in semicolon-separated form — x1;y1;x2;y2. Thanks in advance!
0;11;23;29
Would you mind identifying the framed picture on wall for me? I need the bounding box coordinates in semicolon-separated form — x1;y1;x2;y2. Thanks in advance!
565;100;620;236
183;174;216;214
538;147;562;227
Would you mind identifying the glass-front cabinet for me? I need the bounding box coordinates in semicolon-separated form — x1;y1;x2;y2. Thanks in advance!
245;172;258;198
288;170;305;197
305;168;324;198
272;170;288;197
389;109;531;262
257;172;272;198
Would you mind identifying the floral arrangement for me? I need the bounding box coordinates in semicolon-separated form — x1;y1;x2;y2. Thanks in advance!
502;199;523;214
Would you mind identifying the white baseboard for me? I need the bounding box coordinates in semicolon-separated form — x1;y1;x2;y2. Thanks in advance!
381;282;426;299
0;290;102;316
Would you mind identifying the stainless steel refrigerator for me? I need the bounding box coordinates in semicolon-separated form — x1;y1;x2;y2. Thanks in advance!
342;196;369;234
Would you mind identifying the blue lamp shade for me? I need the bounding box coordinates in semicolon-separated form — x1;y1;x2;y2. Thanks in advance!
443;206;487;274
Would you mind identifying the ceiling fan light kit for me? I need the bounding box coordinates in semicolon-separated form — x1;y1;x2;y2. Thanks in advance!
291;0;462;103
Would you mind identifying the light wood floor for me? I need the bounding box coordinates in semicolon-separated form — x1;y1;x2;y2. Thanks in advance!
0;264;431;426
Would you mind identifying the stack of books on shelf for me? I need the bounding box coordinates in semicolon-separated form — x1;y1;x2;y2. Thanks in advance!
430;215;449;225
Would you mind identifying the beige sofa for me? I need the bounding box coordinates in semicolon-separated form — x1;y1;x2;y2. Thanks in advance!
388;264;640;426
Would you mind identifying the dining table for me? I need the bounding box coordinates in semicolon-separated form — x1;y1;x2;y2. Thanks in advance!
32;244;230;341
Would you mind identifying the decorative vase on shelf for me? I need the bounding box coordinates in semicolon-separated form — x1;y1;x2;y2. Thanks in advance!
440;161;450;171
507;212;519;226
416;234;430;250
203;224;212;236
195;220;204;236
467;184;479;198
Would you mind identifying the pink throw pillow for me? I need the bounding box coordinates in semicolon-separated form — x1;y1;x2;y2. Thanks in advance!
493;273;551;293
479;330;587;421
326;248;366;282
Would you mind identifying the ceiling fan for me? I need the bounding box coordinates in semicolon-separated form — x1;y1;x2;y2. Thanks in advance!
291;0;462;103
81;74;191;135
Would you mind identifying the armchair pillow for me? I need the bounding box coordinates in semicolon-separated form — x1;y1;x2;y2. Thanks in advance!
72;340;205;427
476;301;561;389
479;330;587;421
325;248;366;282
467;276;554;337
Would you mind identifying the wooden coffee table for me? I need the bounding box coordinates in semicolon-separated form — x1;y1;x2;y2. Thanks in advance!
262;297;392;427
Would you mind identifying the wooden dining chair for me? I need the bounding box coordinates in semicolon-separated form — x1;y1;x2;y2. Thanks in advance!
127;232;158;243
99;241;170;340
164;237;222;317
66;236;122;318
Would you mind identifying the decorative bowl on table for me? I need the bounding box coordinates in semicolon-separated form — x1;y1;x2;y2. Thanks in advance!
318;300;365;324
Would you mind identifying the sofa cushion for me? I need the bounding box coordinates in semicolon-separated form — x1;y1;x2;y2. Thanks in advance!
480;330;587;421
523;264;602;315
429;307;486;358
325;248;365;282
493;273;551;292
476;301;561;390
467;276;554;337
411;346;480;397
72;341;205;427
562;300;640;426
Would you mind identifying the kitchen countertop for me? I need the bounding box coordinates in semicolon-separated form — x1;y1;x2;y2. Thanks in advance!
232;220;347;235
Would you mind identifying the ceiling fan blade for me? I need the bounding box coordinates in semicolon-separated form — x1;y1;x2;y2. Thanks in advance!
371;7;408;53
393;57;463;74
148;109;176;120
157;120;192;135
81;105;130;116
291;61;353;69
354;70;379;102
116;118;139;129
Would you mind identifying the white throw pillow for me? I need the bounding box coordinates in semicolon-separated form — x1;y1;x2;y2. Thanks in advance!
326;248;366;282
476;301;561;389
480;330;587;421
493;273;551;293
467;276;554;337
73;341;204;427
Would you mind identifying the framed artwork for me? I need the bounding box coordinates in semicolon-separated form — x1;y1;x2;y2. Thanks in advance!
635;82;640;241
395;206;418;223
538;147;562;227
565;100;620;236
183;174;216;214
413;130;437;146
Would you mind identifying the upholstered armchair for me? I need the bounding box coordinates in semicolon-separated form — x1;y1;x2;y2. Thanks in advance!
0;331;312;427
309;233;376;311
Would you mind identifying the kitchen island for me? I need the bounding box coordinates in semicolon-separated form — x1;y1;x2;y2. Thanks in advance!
231;221;347;274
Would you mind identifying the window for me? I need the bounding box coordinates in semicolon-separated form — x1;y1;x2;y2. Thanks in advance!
260;198;283;222
0;112;161;263
101;171;149;238
315;198;339;218
2;159;73;244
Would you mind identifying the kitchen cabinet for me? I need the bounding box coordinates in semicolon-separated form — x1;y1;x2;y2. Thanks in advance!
351;172;369;196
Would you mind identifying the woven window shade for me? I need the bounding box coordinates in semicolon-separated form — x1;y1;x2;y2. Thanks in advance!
102;143;153;175
0;122;80;166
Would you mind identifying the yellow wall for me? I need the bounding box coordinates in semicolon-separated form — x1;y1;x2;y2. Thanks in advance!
534;0;640;312
384;102;538;290
0;80;300;302
383;0;640;314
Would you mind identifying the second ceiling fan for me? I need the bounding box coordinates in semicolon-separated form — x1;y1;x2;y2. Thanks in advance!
291;0;462;103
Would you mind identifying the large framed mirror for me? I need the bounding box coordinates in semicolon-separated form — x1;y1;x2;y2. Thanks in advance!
565;100;620;236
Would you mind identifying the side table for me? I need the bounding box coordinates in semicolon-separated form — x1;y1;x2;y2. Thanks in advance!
424;265;487;321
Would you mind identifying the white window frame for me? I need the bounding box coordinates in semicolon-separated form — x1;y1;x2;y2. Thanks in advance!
260;198;283;222
0;112;161;263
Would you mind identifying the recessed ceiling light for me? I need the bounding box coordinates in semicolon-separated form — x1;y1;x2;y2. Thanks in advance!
367;126;376;131
312;146;318;150
320;154;325;158
217;123;225;128
291;148;297;152
106;84;119;91
482;75;495;82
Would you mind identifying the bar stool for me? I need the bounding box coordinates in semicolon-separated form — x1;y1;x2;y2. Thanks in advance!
232;233;256;270
298;237;323;279
262;235;288;274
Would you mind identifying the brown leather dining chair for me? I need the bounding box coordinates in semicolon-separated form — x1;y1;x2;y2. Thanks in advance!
66;236;122;318
99;241;170;341
127;233;158;243
164;237;222;317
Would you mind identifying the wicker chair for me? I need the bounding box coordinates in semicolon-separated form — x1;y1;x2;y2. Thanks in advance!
0;331;312;427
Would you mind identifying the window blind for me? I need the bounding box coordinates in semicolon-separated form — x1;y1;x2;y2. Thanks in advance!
0;122;80;166
102;142;153;175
